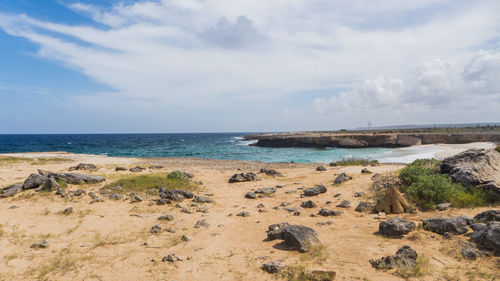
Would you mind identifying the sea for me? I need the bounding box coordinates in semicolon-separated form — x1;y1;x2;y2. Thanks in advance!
0;133;440;164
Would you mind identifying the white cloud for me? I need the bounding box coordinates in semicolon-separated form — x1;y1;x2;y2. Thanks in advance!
0;0;499;131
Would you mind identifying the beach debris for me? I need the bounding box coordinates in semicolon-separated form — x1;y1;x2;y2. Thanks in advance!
316;165;326;171
441;148;500;200
333;173;352;185
301;200;317;208
245;191;256;199
228;172;259;183
259;168;283;177
370;246;417;270
379;217;416;236
361;168;372;174
194;220;209;228
336;200;351;208
355;201;374;212
0;184;23;198
69;163;97;171
129;166;145;172
470;222;500;254
373;187;410;214
266;223;320;252
261;261;285;274
31;240;49;249
115;167;127;171
422;216;472;235
303;185;327;196
318;208;342;217
474;210;500;223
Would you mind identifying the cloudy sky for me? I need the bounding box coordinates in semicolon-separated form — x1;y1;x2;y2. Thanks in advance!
0;0;499;133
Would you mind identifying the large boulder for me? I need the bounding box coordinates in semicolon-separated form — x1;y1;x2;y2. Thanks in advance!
45;172;104;184
470;222;500;254
370;246;418;270
379;217;416;236
422;216;472;235
333;173;352;185
23;173;48;190
69;163;97;171
441;149;500;200
228;172;259;183
0;184;23;198
303;185;327;196
266;223;320;252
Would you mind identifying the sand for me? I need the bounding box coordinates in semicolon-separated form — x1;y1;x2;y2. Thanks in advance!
0;151;498;281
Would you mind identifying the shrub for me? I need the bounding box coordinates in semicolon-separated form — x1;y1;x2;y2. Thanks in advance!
167;171;185;180
103;173;197;194
330;158;379;166
399;159;486;210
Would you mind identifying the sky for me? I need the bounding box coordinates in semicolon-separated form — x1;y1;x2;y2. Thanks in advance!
0;0;499;133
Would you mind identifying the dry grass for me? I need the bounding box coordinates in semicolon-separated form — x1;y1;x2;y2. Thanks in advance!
395;254;431;279
26;248;77;280
299;243;330;265
102;173;198;195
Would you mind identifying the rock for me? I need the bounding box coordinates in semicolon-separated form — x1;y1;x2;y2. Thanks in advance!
374;187;410;214
266;223;320;253
293;211;301;216
261;261;285;274
280;202;292;207
301;200;317;208
115;167;127;171
245;192;256;199
131;195;143;203
236;211;251;217
181;235;191;242
23;174;48;190
228;172;259;183
333;193;341;197
62;206;73;215
370;246;417;270
159;189;193;201
259;168;283;177
108;193;123;200
336;200;351;208
149;165;164;169
129;166;145;172
422;216;471;235
55;188;67;197
371;174;402;192
316;166;326;171
194;220;209;228
162;254;183;263
41;171;104;184
361;168;372;174
333;173;352;185
257;203;265;208
197;205;209;213
181;207;193;214
150;224;162;234
354;192;365;197
436;203;453;211
283;206;299;212
470;222;500;253
474;210;500;223
69;163;97;171
90;197;105;204
379;217;416;236
255;187;276;195
318;208;342;217
470;223;488;232
460;241;483;260
158;214;174;221
355;201;374;212
41;177;60;191
73;189;85;196
193;196;213;203
155;198;171;205
303;185;327;197
441;149;500;200
31;240;49;249
0;184;23;198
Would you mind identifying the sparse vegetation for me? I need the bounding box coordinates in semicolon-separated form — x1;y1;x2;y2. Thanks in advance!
102;173;198;194
330;158;379;166
399;159;486;210
0;156;71;165
30;248;77;280
31;157;72;165
279;264;335;281
299;243;329;265
395;254;430;279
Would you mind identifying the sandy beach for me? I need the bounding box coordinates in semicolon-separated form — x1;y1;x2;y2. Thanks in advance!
0;149;498;281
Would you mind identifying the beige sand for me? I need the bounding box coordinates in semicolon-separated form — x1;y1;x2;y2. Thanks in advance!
0;152;498;281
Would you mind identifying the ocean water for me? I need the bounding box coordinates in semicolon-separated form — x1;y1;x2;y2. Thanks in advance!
0;133;433;164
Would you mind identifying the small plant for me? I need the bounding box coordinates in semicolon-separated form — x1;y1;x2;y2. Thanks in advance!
299;243;329;265
167;171;186;180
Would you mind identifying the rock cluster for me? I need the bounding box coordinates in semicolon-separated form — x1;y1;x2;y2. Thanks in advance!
229;172;259;183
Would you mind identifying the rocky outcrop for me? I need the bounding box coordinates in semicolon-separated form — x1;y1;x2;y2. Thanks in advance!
474;210;500;223
259;169;283;177
422;216;473;235
0;184;23;198
379;217;416;236
244;132;500;148
69;163;97;171
266;223;320;252
470;222;500;254
441;149;500;200
370;246;418;270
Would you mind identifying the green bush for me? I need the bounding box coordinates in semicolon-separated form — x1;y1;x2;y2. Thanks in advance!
167;171;185;180
103;173;197;194
399;159;486;210
330;158;379;166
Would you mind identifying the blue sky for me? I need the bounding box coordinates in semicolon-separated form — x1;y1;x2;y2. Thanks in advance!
0;0;499;133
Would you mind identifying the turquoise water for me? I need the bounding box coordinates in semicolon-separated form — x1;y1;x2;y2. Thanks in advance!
0;133;411;163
